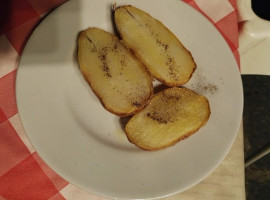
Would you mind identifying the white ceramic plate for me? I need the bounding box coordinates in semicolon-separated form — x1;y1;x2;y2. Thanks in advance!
16;0;243;199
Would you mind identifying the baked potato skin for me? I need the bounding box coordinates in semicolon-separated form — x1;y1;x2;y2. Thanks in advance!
125;87;210;150
78;28;153;116
114;5;196;86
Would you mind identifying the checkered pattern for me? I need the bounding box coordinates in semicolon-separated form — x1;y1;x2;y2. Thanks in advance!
0;0;239;199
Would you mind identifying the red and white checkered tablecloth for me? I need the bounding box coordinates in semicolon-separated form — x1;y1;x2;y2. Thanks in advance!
0;0;241;199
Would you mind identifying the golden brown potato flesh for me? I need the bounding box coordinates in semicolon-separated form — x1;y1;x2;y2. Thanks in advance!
125;87;210;150
115;5;196;86
78;28;153;116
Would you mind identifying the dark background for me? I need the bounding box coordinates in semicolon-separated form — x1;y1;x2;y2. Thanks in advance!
242;75;270;200
243;1;270;200
252;0;270;20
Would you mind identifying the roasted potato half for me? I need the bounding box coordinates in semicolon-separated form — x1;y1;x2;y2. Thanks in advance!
125;87;210;150
78;28;153;116
115;5;196;86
